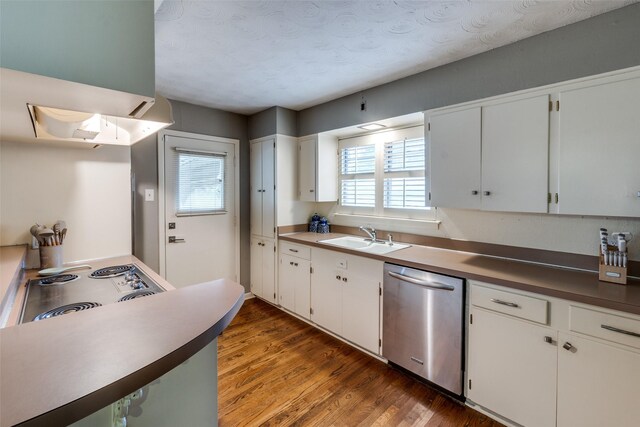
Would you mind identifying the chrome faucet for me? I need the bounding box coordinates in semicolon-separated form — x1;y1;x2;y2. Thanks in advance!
359;226;377;242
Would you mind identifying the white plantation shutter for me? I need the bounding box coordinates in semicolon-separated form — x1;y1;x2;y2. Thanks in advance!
338;125;427;217
174;148;227;215
340;144;376;207
383;138;427;209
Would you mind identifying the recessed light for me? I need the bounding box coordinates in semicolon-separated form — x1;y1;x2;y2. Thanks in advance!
358;123;386;131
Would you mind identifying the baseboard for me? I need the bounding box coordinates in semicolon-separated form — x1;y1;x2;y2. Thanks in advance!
465;400;521;427
244;292;255;300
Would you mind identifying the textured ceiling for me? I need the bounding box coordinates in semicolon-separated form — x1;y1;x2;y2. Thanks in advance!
155;0;635;115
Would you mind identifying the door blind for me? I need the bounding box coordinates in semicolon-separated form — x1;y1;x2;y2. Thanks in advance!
174;148;228;215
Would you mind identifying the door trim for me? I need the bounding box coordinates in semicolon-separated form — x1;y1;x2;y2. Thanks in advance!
157;129;241;285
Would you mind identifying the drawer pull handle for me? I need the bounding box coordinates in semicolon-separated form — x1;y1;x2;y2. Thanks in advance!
601;324;640;338
289;249;299;253
490;298;520;308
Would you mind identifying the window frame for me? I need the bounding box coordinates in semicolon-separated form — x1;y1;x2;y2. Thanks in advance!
337;125;431;220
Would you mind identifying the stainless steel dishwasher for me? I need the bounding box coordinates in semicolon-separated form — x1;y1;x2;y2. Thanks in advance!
383;263;464;397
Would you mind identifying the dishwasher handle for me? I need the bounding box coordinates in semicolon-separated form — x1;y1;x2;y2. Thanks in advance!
387;271;455;291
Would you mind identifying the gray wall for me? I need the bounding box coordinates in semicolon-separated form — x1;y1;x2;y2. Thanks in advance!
248;106;298;140
132;100;250;289
298;3;640;135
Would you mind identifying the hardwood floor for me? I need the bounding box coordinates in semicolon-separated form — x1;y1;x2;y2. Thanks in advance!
218;298;503;427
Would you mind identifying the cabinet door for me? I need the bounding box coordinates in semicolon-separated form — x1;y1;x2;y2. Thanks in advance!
261;238;276;303
279;254;297;312
557;77;640;216
481;95;550;213
429;107;481;209
261;140;276;238
557;333;640;427
250;142;263;236
341;270;380;354
298;136;317;202
250;237;262;297
294;259;311;319
467;307;557;427
310;248;342;334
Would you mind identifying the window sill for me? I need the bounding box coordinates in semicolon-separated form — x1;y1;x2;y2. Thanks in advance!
330;213;441;234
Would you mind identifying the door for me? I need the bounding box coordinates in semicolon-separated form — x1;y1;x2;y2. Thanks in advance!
293;258;311;319
557;333;640;427
428;107;481;209
261;141;276;238
250;142;263;236
481;95;549;213
342;271;379;354
279;253;297;312
163;134;237;288
557;77;640;216
310;248;342;334
298;136;317;202
261;238;276;303
250;237;263;297
467;307;557;427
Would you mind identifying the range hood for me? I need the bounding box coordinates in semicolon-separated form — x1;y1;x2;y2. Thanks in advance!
1;68;173;147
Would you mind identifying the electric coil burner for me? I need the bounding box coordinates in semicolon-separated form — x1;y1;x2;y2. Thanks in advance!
19;263;165;324
33;302;102;321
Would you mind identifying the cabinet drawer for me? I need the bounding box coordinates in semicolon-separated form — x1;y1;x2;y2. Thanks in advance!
471;284;548;325
280;241;311;260
569;306;640;350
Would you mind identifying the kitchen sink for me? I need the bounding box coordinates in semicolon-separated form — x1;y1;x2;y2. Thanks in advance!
319;236;410;255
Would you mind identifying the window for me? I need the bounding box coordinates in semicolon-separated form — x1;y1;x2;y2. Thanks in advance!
176;149;226;215
338;126;428;218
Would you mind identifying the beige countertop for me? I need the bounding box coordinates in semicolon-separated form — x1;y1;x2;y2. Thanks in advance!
0;255;244;427
280;232;640;315
0;245;27;323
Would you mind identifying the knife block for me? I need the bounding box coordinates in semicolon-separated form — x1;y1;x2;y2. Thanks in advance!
598;245;627;285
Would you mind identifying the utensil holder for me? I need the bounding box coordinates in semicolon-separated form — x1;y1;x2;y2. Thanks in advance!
40;245;63;269
598;244;627;285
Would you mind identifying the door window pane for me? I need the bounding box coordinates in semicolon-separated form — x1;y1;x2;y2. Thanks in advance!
176;151;225;215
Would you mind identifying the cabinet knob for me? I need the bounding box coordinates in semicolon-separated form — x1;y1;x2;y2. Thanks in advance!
336;275;341;280
563;342;577;353
294;263;299;267
471;190;478;195
544;336;554;345
483;191;491;196
309;189;315;193
342;277;347;282
290;261;294;265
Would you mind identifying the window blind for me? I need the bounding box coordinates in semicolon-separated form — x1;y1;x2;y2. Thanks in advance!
175;149;227;215
339;144;375;207
383;138;426;209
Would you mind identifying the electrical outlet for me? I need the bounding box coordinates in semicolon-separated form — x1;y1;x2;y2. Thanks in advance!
144;189;155;202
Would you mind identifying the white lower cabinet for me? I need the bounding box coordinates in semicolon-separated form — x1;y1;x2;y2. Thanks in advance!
250;237;276;303
467;307;557;427
468;281;640;427
279;253;311;319
310;247;383;354
557;333;640;427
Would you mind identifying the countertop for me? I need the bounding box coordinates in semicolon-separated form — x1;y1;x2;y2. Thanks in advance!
0;255;244;427
0;245;27;323
280;232;640;316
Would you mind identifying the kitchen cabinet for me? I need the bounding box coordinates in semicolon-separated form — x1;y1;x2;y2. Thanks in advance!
467;307;557;427
310;248;382;354
278;242;311;319
556;76;640;217
428;95;549;213
250;138;276;239
468;281;640;427
298;134;338;202
557;332;640;427
250;237;276;303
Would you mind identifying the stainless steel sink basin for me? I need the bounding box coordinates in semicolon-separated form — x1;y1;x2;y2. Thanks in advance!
319;236;411;255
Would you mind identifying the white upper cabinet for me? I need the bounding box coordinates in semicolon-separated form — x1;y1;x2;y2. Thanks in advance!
481;95;550;213
250;138;275;238
556;76;640;217
428;66;640;217
429;107;481;210
429;95;549;213
298;135;338;202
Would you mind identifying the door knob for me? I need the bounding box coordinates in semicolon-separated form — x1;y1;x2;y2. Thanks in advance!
168;236;185;243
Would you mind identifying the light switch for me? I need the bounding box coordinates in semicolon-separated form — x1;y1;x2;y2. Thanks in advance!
144;189;155;202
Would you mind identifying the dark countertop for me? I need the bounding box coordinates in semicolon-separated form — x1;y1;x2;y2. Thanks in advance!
280;232;640;316
0;256;244;427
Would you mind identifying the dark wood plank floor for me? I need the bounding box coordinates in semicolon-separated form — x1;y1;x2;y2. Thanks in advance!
218;298;502;426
